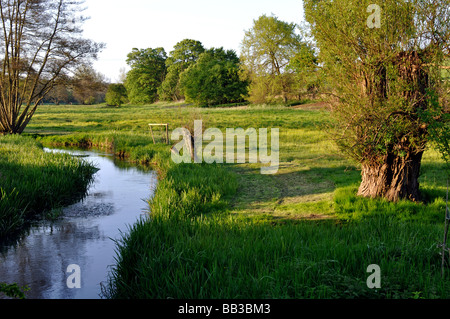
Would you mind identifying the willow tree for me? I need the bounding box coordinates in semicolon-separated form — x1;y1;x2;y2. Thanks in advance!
0;0;103;134
304;0;450;202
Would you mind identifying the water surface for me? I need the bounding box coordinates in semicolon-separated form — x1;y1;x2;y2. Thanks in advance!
0;148;156;299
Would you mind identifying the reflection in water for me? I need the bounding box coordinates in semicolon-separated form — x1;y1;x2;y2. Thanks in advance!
0;149;156;299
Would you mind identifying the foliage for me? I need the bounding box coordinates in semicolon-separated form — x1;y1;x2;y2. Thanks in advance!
240;14;310;103
45;82;74;105
334;185;446;223
72;64;108;105
180;48;249;106
0;189;27;238
125;48;167;104
103;212;449;299
0;0;103;134
304;0;450;200
420;89;450;177
0;282;29;299
81;124;445;299
27;102;450;299
287;42;321;99
304;0;450;163
158;39;205;101
105;83;128;107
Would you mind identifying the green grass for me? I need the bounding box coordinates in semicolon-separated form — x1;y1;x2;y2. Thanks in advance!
102;213;446;299
0;135;97;238
14;102;450;299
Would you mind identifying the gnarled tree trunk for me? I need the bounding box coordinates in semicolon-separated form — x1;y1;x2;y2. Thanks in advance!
358;150;424;202
357;50;430;202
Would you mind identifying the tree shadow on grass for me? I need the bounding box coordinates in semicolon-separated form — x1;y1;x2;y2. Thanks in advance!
419;161;449;190
228;158;449;223
228;163;361;221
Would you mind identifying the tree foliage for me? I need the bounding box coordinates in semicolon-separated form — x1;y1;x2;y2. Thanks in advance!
241;14;311;103
304;0;450;201
46;80;73;105
180;48;248;107
105;83;128;107
125;47;167;104
0;0;103;134
72;64;107;105
287;42;321;99
159;39;204;101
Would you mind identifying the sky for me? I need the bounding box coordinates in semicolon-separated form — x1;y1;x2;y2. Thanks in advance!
81;0;305;83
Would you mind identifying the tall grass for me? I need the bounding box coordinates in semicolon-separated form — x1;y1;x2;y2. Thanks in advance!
0;135;97;238
0;189;27;238
103;203;447;299
334;185;447;223
37;131;170;166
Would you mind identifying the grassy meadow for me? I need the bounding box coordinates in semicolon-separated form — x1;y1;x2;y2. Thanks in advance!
3;101;449;298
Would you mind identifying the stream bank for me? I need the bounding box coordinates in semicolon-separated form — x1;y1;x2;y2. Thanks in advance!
0;148;156;299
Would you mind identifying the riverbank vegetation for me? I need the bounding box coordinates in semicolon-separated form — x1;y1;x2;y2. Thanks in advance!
0;135;97;238
21;102;450;298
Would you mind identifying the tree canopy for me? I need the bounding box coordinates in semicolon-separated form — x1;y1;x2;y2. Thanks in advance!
72;64;107;105
119;19;317;107
105;83;128;107
240;14;313;103
125;47;167;104
180;48;248;106
158;39;205;101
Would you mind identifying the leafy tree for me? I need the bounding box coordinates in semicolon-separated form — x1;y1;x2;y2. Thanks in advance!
72;64;107;105
46;79;73;105
287;42;321;99
0;0;103;134
304;0;450;201
105;83;128;107
125;47;167;104
159;39;205;101
180;48;248;107
240;14;304;103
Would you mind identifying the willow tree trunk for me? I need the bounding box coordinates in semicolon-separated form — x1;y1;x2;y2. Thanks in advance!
357;51;429;202
358;150;424;202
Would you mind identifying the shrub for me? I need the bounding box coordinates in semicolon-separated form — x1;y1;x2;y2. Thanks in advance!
105;83;128;107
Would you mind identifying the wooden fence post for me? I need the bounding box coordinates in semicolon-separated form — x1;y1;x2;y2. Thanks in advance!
148;123;170;145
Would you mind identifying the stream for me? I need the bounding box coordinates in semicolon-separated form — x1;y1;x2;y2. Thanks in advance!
0;148;157;299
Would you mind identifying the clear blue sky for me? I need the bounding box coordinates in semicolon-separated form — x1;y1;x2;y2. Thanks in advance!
82;0;305;82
